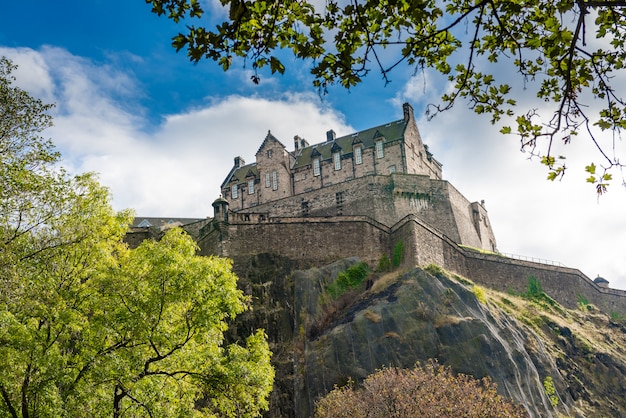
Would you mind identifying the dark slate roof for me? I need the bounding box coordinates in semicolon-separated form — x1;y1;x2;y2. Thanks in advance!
131;217;205;228
594;276;609;284
292;118;407;169
221;163;259;187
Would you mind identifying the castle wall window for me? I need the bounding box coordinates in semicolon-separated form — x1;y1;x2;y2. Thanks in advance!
389;165;396;174
267;149;273;158
232;184;238;199
265;173;270;187
272;171;278;190
376;140;384;158
333;152;341;170
248;179;255;194
354;146;363;164
313;158;321;176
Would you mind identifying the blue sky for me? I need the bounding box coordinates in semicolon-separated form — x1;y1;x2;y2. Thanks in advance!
2;0;626;290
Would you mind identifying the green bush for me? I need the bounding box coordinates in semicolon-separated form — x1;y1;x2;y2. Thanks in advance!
523;276;563;313
392;241;405;268
377;253;391;272
327;262;370;299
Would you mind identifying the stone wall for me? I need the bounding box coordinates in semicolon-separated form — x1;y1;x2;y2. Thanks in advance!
232;173;495;251
197;214;626;315
198;216;393;268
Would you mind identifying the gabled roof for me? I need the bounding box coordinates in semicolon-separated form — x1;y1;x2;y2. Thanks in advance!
256;130;287;156
292;118;407;169
221;163;259;188
131;217;205;228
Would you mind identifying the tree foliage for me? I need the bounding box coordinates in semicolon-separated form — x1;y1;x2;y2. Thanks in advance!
146;0;626;191
0;57;273;417
314;362;528;418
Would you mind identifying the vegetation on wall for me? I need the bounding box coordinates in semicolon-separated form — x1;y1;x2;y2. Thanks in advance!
392;241;405;268
314;362;527;418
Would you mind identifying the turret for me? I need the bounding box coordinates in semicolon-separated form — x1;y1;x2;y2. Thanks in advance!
212;196;229;224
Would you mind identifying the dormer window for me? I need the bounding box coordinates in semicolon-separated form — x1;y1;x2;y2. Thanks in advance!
354;146;363;165
375;140;384;158
248;179;255;194
333;152;341;170
232;184;238;199
313;158;321;176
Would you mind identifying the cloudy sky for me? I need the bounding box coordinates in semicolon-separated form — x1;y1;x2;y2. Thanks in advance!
2;1;625;290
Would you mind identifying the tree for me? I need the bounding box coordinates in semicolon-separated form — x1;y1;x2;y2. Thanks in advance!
314;362;528;418
0;57;274;417
146;0;626;192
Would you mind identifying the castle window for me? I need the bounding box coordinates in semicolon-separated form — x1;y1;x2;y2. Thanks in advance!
265;173;270;187
313;158;320;176
232;184;238;199
333;152;341;170
376;140;384;158
354;146;363;165
336;192;344;215
267;149;273;158
389;165;396;174
272;171;278;190
248;179;255;194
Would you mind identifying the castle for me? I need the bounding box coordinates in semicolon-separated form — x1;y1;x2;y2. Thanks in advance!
129;103;626;314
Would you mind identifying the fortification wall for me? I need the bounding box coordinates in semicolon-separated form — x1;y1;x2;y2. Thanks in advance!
198;214;626;315
460;252;626;313
198;216;392;267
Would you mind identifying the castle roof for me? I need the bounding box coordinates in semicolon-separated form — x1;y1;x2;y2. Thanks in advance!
131;217;205;229
292;118;408;169
223;163;259;186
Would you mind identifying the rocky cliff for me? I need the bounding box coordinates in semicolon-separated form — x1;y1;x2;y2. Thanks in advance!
227;255;626;417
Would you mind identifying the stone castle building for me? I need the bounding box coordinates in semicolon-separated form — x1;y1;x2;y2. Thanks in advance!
129;103;626;314
213;103;497;254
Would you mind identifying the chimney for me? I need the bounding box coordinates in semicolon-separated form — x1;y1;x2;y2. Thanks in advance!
294;135;301;151
234;156;245;168
301;138;309;148
403;102;414;122
326;129;336;142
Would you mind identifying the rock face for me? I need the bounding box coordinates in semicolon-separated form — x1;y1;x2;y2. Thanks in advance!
229;256;626;417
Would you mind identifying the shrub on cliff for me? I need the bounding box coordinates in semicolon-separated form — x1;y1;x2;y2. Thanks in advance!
314;362;527;418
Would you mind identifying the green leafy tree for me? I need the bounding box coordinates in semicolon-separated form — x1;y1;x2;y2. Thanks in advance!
314;362;528;418
146;0;626;191
0;57;273;417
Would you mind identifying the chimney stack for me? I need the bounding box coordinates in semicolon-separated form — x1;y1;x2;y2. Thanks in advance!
234;156;245;168
294;135;301;151
326;129;336;142
403;102;414;122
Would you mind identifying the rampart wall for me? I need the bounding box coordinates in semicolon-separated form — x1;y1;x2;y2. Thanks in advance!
198;214;626;315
